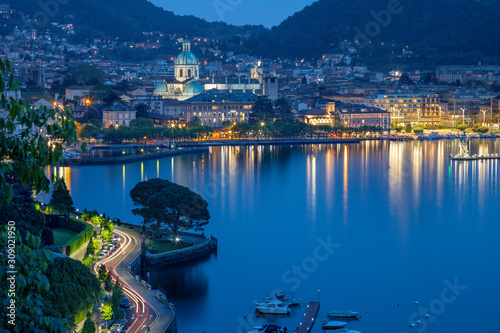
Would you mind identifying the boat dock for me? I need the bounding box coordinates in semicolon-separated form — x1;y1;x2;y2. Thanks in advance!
450;154;500;161
296;302;320;333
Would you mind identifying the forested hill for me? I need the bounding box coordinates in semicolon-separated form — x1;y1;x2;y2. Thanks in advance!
246;0;500;66
2;0;265;41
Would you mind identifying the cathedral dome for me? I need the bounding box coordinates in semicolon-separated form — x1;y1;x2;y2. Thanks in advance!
154;82;167;93
184;82;204;94
175;40;198;65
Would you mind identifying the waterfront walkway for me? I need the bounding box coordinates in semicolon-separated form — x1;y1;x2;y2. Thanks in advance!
96;226;176;333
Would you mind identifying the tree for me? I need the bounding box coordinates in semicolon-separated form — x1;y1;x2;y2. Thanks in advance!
135;103;149;118
0;178;45;236
186;116;201;129
249;96;274;125
71;64;105;86
49;178;75;214
405;124;412;133
130;179;210;238
99;303;113;321
274;98;293;122
41;228;55;246
0;59;82;206
81;313;96;333
0;229;68;332
42;257;101;324
111;282;123;311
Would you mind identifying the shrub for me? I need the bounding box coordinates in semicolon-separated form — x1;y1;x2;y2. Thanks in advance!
478;126;489;133
41;228;54;246
437;124;444;129
65;219;93;255
457;124;467;131
405;124;412;133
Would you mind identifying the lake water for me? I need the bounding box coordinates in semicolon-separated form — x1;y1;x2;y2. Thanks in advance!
41;140;500;333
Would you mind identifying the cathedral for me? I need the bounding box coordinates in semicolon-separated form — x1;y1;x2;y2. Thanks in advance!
153;40;263;101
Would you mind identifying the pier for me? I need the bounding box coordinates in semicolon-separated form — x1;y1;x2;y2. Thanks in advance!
450;154;500;161
296;302;320;333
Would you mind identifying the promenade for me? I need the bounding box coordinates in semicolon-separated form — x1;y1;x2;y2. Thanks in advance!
96;226;176;333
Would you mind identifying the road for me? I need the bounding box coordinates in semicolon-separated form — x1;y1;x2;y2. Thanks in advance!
94;227;162;333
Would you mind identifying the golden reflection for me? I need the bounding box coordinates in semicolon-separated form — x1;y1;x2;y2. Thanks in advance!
343;145;348;224
307;154;317;226
157;160;159;178
141;162;144;182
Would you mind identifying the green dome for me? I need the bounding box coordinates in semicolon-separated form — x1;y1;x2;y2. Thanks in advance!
175;51;198;65
184;82;204;94
175;40;198;65
154;82;166;92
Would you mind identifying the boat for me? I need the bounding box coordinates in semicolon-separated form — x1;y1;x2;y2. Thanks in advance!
327;310;360;318
248;324;287;333
322;321;347;329
255;300;291;315
254;290;300;306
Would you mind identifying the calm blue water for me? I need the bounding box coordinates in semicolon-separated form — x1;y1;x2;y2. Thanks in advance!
41;140;500;333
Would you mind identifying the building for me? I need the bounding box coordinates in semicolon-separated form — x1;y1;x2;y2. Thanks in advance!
325;94;365;105
183;89;259;127
102;104;136;128
491;96;500;128
446;92;480;126
336;103;391;131
263;77;278;100
65;85;93;101
365;92;440;126
153;40;261;101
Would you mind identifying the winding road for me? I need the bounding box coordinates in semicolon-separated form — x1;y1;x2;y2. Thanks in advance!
94;227;174;333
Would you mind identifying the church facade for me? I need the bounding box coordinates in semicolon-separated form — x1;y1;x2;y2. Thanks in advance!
153;40;262;101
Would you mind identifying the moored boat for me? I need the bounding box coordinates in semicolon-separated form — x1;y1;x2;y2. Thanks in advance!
327;310;360;318
322;321;347;329
248;324;287;332
255;300;291;315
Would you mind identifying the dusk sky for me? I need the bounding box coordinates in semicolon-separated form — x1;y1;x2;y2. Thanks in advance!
150;0;316;27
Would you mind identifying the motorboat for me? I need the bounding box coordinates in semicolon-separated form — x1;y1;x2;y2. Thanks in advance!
327;310;360;318
322;321;347;329
248;324;287;333
254;291;299;307
255;300;291;315
256;290;300;306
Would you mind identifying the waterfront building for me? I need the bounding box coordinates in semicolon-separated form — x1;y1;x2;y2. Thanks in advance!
325;93;365;105
65;85;93;101
364;92;440;126
153;41;261;101
447;92;480;126
183;89;258;127
102;104;136;128
336;103;391;131
491;96;500;128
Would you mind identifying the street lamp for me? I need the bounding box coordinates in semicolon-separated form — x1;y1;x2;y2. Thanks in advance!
461;107;466;125
480;109;487;126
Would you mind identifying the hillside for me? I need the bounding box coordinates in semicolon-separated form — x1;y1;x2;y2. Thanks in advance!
246;0;500;66
3;0;265;42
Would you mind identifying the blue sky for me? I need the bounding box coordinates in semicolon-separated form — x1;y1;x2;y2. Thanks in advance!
149;0;316;27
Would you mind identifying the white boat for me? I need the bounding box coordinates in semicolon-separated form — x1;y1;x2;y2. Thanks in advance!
248;324;287;333
327;310;360;318
322;321;347;329
255;300;291;315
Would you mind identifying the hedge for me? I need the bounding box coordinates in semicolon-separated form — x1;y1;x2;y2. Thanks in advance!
65;218;94;256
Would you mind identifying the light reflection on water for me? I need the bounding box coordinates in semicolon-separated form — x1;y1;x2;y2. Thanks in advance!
39;140;500;333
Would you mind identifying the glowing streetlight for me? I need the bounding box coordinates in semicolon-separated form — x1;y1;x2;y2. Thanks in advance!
480;109;487;126
461;107;466;124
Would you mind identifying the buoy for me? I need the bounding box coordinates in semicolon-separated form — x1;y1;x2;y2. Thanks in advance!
414;301;419;305
416;320;421;325
408;323;415;327
425;314;430;319
397;304;399;307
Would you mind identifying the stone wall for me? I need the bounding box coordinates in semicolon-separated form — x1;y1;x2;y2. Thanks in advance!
61;147;208;166
146;237;217;266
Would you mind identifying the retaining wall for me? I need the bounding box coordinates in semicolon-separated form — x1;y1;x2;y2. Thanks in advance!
146;237;217;266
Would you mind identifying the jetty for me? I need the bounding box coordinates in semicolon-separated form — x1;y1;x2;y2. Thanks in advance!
450;154;500;161
296;302;320;333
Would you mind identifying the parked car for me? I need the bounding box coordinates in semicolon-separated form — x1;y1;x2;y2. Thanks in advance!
108;323;122;333
120;296;130;308
117;318;128;329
